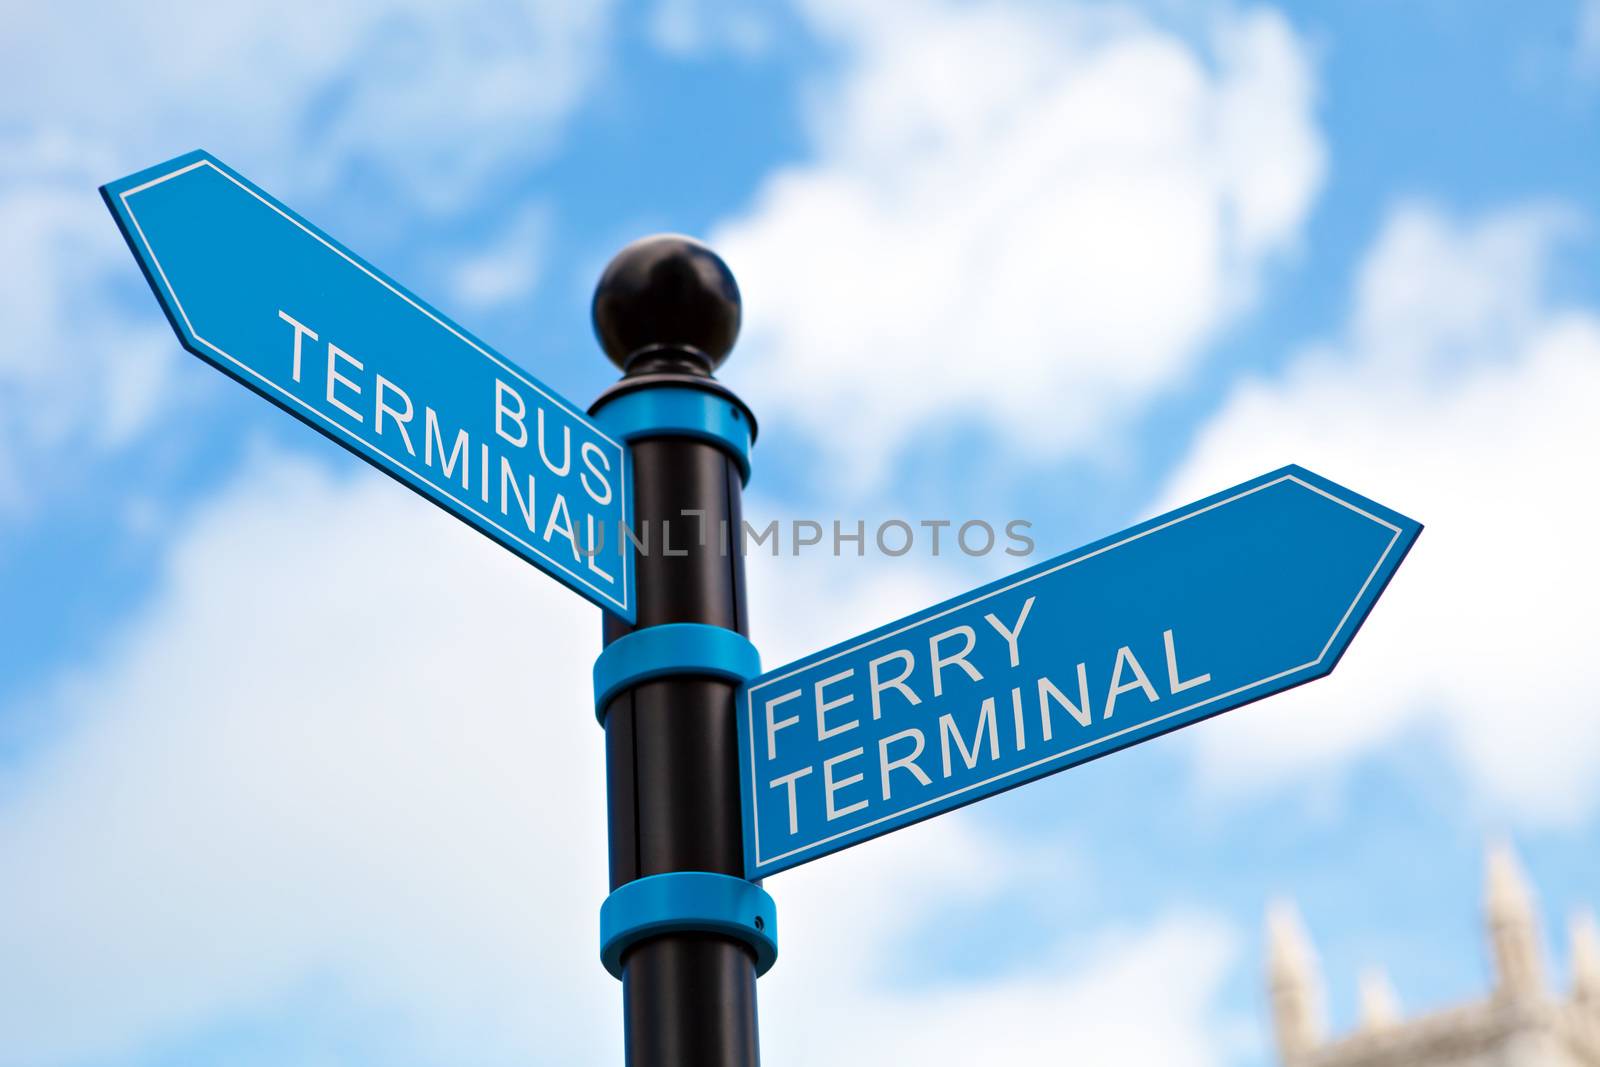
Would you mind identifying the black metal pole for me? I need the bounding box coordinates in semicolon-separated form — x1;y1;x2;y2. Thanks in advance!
590;236;761;1067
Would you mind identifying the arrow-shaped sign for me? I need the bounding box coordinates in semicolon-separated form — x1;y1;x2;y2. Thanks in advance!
102;150;634;619
737;465;1420;879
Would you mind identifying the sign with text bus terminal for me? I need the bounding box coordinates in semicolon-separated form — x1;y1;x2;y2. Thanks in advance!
102;151;634;618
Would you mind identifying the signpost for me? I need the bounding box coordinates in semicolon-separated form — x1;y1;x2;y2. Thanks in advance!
102;149;1422;1067
101;150;634;619
737;466;1420;878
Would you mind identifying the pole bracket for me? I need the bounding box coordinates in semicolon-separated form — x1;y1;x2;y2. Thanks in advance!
592;623;761;723
591;384;754;484
600;871;778;980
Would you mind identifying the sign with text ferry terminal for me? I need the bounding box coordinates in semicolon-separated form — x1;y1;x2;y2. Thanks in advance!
101;151;634;619
738;466;1420;879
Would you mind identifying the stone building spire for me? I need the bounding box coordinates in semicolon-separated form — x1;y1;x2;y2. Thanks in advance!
1358;966;1402;1031
1262;846;1599;1067
1486;840;1545;1000
1268;899;1326;1062
1573;909;1600;1007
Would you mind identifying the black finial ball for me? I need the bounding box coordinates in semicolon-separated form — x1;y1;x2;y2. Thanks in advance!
592;234;741;373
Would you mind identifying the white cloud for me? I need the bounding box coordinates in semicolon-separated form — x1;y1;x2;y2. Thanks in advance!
743;507;975;664
767;897;1243;1066
0;451;1241;1065
649;0;773;59
713;0;1324;490
0;1;612;514
0;451;613;1065
0;132;182;512
2;1;613;206
1579;0;1600;79
450;203;553;313
1158;202;1600;825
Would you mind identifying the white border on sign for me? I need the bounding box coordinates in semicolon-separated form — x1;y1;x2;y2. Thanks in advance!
119;160;632;614
745;474;1403;869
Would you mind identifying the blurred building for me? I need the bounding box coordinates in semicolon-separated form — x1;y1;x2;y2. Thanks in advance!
1268;843;1600;1066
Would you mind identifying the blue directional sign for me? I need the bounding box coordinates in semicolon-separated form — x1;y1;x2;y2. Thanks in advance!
737;465;1420;878
102;150;634;619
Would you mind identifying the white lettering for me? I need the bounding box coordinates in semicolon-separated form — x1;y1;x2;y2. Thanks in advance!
1164;628;1211;694
325;343;364;422
983;596;1035;668
769;766;813;835
929;625;982;697
1009;686;1027;751
580;441;613;506
823;748;868;821
277;310;316;383
1038;665;1093;736
879;728;932;799
585;515;616;583
374;375;415;456
543;493;580;561
765;689;803;760
536;407;571;475
425;408;470;489
1105;645;1159;718
814;669;859;742
500;456;536;532
940;698;1000;777
868;649;920;720
495;379;528;448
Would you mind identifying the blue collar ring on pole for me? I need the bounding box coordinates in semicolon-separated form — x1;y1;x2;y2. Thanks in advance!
592;622;761;723
600;871;778;979
591;384;754;485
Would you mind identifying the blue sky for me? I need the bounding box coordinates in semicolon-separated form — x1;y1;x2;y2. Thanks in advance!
3;1;1599;1064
